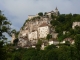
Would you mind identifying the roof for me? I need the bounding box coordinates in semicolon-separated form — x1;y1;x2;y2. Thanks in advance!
39;23;48;27
55;7;58;10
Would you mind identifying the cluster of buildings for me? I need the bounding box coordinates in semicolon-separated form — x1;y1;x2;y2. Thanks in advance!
11;7;80;49
17;7;59;48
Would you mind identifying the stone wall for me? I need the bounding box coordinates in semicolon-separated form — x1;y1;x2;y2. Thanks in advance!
28;15;35;20
28;31;38;41
38;26;50;38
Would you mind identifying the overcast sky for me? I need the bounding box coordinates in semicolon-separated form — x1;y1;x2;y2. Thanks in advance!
0;0;80;40
0;0;80;31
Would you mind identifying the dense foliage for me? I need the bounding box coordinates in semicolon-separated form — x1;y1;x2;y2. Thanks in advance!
8;44;80;60
38;12;43;16
51;14;80;41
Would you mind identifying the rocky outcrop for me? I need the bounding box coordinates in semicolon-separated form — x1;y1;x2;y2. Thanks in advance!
17;7;59;47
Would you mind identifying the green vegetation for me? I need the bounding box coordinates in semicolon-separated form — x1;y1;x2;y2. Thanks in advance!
38;12;43;16
50;14;80;42
46;34;52;41
6;44;80;60
36;40;42;50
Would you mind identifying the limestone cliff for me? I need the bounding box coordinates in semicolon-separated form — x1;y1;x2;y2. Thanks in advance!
17;7;59;47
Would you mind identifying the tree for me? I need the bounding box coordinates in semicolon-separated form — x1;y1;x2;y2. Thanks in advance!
75;34;80;50
57;14;65;23
46;34;52;41
45;50;58;60
0;10;11;60
13;38;19;46
0;10;11;40
57;33;66;42
45;44;57;50
74;34;80;60
38;12;43;16
36;40;42;50
50;20;58;26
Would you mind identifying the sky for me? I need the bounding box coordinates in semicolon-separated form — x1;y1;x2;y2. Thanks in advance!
0;0;80;40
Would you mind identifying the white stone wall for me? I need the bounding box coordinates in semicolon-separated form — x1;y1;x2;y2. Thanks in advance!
11;33;16;44
28;31;37;40
28;14;39;20
49;41;53;45
38;26;49;38
28;15;35;20
72;22;80;29
60;41;65;44
53;41;59;45
47;12;51;16
41;43;45;50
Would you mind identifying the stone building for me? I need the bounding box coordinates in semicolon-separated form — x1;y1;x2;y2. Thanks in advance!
72;22;80;29
38;23;50;38
17;7;59;47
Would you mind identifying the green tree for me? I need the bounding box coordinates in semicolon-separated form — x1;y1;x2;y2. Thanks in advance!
38;12;43;16
36;40;42;50
57;14;65;23
0;10;11;40
74;34;80;60
56;46;72;60
75;34;80;50
46;34;52;41
13;38;19;46
45;44;57;50
57;33;66;42
22;48;38;60
0;10;11;60
50;20;58;26
45;50;58;60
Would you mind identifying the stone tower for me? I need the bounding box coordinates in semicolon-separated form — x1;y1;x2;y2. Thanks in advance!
55;7;59;16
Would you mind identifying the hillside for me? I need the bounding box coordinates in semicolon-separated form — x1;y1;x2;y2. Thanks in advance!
13;7;60;48
12;8;80;50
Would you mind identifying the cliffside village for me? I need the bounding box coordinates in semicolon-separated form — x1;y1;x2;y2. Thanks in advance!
11;7;80;50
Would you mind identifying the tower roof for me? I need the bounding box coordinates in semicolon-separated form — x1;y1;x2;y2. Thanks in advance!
55;7;58;10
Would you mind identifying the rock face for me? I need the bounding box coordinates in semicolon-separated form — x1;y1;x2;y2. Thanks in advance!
18;7;59;47
11;33;16;44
